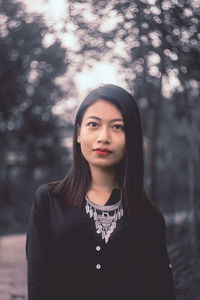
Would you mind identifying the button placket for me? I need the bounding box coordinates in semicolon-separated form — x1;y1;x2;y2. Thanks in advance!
95;243;102;270
94;232;104;271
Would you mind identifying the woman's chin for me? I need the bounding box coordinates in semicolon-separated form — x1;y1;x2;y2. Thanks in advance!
89;161;118;170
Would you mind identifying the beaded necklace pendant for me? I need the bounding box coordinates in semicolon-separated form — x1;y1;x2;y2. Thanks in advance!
85;195;123;244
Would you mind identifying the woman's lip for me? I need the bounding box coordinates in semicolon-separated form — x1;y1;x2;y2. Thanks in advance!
94;150;112;156
94;148;112;152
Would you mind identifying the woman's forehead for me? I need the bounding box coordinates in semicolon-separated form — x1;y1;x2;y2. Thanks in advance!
83;99;123;120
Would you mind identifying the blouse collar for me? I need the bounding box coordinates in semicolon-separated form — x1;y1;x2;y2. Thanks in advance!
103;188;121;206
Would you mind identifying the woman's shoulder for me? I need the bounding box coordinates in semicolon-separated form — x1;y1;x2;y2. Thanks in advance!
35;183;49;196
33;183;52;213
140;199;166;234
34;183;50;199
34;181;66;208
34;181;62;199
138;191;165;226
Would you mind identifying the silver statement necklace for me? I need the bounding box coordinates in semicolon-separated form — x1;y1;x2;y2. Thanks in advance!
85;195;123;244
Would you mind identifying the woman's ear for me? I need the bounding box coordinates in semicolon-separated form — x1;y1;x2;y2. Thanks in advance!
77;125;81;143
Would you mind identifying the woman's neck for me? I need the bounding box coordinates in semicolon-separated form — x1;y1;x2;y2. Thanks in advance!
89;166;119;193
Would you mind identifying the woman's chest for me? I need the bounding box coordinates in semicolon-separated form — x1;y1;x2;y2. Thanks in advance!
49;206;157;266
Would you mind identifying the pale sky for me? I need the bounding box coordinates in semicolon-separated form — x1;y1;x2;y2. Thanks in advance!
19;0;68;23
17;0;184;117
17;0;130;123
18;0;128;95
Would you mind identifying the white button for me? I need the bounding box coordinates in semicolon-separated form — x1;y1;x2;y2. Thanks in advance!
96;264;101;269
169;264;172;269
96;246;101;251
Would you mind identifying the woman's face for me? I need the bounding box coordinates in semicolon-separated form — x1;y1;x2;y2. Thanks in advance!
77;100;125;170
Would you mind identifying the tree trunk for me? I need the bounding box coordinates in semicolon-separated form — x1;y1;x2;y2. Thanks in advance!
147;105;160;202
185;90;199;255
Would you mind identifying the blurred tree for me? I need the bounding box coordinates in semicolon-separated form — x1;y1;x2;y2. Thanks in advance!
0;0;71;233
158;0;200;250
65;0;200;200
66;0;199;200
64;0;200;250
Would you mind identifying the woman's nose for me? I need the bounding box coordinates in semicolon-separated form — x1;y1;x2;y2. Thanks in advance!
97;127;111;144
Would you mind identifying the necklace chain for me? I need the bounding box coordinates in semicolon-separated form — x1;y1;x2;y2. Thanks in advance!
85;195;123;243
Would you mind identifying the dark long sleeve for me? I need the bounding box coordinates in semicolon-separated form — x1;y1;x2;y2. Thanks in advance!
26;185;52;300
150;214;176;300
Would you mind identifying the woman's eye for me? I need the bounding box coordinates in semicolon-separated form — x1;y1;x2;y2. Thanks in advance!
87;122;98;128
113;124;124;130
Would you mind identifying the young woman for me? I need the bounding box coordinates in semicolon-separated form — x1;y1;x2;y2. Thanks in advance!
26;84;176;300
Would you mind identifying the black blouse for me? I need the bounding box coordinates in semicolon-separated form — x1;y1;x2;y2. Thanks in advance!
26;184;176;300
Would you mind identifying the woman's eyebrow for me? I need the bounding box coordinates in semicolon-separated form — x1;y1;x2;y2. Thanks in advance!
86;116;101;120
86;115;124;122
110;118;124;122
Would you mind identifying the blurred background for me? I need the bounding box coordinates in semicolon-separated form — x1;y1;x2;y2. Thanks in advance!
0;0;199;299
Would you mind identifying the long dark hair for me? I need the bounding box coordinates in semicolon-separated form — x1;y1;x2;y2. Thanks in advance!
49;84;154;218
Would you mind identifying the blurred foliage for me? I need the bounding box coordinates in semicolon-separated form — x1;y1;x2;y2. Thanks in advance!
0;0;72;234
64;0;200;243
62;0;200;249
1;0;200;242
0;1;199;297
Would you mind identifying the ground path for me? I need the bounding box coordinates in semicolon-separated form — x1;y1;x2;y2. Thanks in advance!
0;234;27;300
